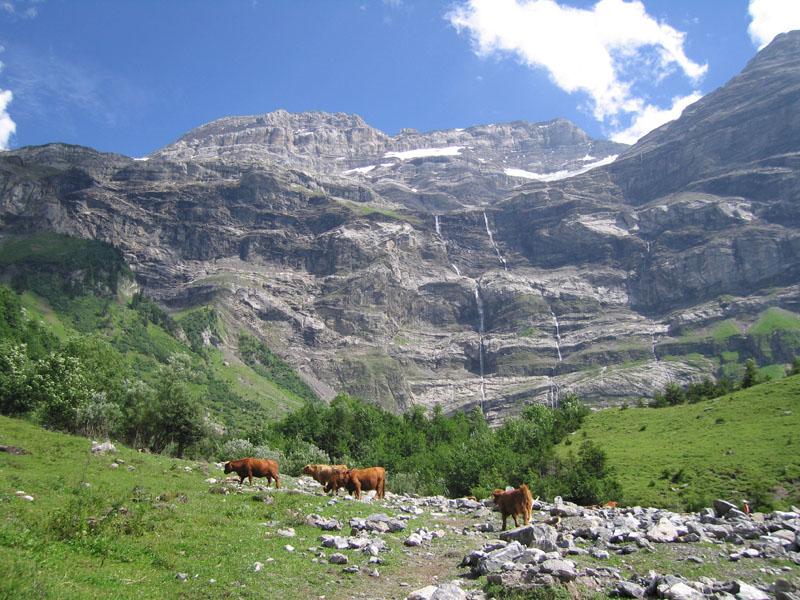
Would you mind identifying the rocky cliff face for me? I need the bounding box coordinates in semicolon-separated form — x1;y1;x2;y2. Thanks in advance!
2;33;800;420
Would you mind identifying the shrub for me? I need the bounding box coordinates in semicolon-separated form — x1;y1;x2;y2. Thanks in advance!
281;439;329;476
221;438;255;460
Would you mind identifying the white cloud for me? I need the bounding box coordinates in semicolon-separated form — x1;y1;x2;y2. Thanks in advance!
610;91;701;144
448;0;707;142
0;0;42;19
0;89;16;150
748;0;800;49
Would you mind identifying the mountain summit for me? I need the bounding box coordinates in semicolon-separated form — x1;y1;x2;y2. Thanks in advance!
1;33;800;419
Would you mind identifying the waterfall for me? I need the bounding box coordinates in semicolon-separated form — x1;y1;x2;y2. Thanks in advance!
651;332;659;363
550;311;563;362
474;284;486;410
482;211;508;270
548;376;560;409
451;264;462;277
435;214;441;236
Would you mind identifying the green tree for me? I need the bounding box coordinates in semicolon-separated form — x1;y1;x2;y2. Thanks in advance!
741;358;758;389
0;342;35;415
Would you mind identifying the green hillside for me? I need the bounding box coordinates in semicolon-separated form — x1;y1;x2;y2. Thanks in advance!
0;416;478;600
557;375;800;511
0;233;311;448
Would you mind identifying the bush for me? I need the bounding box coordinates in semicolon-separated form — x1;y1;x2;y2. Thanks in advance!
76;392;122;439
221;438;255;460
281;439;329;476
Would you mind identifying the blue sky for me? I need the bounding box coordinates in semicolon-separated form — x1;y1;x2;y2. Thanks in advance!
0;0;798;156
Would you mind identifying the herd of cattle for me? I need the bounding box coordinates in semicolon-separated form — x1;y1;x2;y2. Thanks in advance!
222;458;532;529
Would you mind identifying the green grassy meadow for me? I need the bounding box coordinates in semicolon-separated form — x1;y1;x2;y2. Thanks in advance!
0;416;475;600
557;375;800;510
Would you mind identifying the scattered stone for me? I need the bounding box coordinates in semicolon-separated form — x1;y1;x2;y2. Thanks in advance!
329;553;348;565
538;558;578;582
175;573;188;581
109;462;119;469
0;445;28;455
277;528;296;538
405;533;424;547
614;581;646;598
343;565;360;573
205;478;217;484
253;562;263;572
284;545;294;552
306;514;343;531
662;581;704;600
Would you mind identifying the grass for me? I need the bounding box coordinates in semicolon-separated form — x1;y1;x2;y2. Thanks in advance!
749;307;800;336
207;350;305;417
335;198;421;225
557;375;800;510
0;416;479;600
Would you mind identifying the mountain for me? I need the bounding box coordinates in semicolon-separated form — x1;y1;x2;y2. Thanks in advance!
2;32;800;421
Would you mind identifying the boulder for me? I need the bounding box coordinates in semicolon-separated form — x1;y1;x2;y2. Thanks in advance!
499;524;558;551
91;441;116;454
736;582;770;600
714;499;738;517
476;541;526;575
538;558;578;582
646;517;679;543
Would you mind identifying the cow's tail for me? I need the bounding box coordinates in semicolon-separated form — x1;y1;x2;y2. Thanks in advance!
520;483;533;505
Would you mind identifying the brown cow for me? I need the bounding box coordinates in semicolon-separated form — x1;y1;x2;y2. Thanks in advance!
302;464;348;494
491;484;533;530
329;467;386;499
224;458;280;488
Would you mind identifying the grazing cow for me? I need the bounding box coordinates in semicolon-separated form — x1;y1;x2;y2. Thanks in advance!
224;458;280;488
302;464;348;494
491;484;533;530
603;501;619;509
329;467;386;499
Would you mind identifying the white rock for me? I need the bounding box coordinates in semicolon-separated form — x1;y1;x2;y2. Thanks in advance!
253;562;263;572
284;545;294;552
735;582;770;600
91;441;116;454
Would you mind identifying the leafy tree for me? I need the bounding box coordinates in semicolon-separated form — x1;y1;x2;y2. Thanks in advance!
0;342;35;415
741;358;758;389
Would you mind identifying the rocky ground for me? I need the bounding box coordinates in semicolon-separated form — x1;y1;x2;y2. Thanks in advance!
199;467;800;600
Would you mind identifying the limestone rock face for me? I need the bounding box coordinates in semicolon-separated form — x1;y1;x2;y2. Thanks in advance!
2;33;800;418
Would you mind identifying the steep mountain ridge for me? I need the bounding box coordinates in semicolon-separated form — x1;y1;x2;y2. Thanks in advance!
2;32;800;419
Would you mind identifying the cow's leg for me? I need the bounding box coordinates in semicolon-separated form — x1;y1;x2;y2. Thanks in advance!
512;514;519;528
274;473;280;489
248;467;253;486
378;476;385;499
239;474;245;484
501;514;507;531
353;480;361;500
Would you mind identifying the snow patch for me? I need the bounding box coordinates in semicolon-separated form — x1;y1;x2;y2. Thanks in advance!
343;165;376;175
504;155;618;182
383;146;463;160
133;157;149;162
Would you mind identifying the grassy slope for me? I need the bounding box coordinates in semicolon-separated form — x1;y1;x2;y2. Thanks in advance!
558;376;800;510
0;417;475;600
15;284;305;430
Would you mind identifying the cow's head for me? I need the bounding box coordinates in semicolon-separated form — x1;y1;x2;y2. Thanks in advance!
223;462;232;474
302;464;317;476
